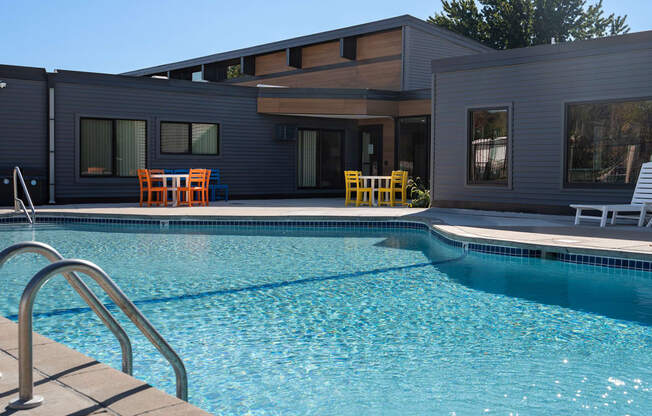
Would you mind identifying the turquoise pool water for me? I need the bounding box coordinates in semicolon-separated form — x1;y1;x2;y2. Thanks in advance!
0;223;651;415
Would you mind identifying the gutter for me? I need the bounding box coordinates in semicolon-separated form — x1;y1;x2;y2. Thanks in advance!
47;74;55;204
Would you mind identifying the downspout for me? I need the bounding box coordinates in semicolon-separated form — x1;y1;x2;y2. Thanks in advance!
48;75;55;204
429;72;436;202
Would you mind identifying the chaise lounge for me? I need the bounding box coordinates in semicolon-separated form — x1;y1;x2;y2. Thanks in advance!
570;162;652;227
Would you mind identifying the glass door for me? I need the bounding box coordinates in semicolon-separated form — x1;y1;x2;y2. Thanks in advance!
359;125;383;175
297;129;344;189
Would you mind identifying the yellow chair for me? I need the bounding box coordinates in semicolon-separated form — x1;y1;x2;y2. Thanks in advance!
379;170;409;207
344;171;372;207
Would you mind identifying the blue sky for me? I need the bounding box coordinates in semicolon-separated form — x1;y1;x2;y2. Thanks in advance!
2;0;650;74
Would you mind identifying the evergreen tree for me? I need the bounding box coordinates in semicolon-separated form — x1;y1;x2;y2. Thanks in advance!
428;0;629;49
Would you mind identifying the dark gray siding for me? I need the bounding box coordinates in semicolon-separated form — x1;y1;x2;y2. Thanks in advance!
53;79;357;201
403;25;486;90
433;47;652;210
0;77;47;177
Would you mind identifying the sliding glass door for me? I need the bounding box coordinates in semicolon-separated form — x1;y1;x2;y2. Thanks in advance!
297;129;344;189
397;116;431;185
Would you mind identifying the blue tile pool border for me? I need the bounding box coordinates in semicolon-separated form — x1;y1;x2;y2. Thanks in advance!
1;214;650;272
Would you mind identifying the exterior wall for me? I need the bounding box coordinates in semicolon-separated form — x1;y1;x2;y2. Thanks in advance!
232;29;403;90
403;25;484;90
433;47;652;211
51;76;358;201
253;30;402;77
0;76;48;178
235;59;402;90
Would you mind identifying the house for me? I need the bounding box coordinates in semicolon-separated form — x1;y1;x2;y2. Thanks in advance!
0;15;487;205
430;30;652;212
1;15;650;213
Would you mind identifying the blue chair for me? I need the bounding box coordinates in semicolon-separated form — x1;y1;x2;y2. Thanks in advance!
208;169;229;202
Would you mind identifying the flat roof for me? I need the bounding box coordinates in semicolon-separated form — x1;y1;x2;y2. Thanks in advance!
122;15;491;77
431;29;652;74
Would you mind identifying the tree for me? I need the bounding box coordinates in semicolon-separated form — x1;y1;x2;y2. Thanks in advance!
428;0;629;49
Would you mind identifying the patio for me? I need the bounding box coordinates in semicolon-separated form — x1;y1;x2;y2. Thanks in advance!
1;198;651;259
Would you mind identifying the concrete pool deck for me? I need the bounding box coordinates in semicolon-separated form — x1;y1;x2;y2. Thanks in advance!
0;317;209;416
1;198;651;260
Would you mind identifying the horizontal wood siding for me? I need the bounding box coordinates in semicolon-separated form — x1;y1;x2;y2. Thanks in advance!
302;41;349;68
356;29;402;60
236;59;402;90
398;99;431;116
255;51;291;76
237;29;403;89
0;77;47;177
434;47;652;209
404;25;482;90
53;81;357;200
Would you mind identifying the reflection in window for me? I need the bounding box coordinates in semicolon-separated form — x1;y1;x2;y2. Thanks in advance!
398;116;430;185
80;118;146;177
566;99;652;186
468;108;508;185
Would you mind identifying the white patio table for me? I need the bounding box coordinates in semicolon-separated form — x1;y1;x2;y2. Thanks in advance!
359;175;392;206
151;173;189;207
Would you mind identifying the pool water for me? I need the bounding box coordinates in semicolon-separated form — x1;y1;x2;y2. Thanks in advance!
0;223;651;415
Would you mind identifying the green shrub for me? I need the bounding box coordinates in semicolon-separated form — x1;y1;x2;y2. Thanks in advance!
406;177;430;208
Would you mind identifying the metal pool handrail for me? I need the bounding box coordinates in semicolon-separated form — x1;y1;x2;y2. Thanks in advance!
13;166;36;224
8;259;188;409
0;241;133;375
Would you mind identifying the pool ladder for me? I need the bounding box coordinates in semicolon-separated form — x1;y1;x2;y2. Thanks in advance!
13;167;36;224
0;241;188;409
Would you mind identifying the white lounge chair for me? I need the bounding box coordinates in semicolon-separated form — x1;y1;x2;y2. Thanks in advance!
571;162;652;227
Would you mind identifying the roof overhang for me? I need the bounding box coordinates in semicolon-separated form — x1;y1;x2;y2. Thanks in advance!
257;87;431;118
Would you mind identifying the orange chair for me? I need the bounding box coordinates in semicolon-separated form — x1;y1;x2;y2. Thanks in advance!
177;169;208;207
137;169;167;207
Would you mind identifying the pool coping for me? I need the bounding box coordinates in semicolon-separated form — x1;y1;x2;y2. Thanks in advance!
0;316;210;415
2;211;652;270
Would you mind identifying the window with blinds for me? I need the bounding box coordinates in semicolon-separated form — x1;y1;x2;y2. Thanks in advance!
161;122;220;155
80;118;146;177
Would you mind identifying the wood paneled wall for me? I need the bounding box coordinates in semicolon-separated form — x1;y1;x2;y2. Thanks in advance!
240;60;401;89
237;29;403;90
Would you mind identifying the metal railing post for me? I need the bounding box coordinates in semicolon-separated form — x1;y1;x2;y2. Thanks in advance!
8;259;188;409
0;242;133;375
12;167;36;223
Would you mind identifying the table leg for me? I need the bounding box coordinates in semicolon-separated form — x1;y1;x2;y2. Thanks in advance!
172;178;179;207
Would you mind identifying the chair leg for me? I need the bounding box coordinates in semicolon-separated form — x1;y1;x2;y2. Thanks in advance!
574;208;581;225
599;208;608;227
611;211;618;225
638;209;646;227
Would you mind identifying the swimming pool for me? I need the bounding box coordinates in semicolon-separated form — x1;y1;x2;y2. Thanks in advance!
0;222;651;415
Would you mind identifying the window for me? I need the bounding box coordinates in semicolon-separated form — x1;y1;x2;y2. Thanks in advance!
160;122;220;155
191;71;203;81
468;108;509;185
297;129;343;189
397;116;430;185
80;118;146;177
566;99;652;186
